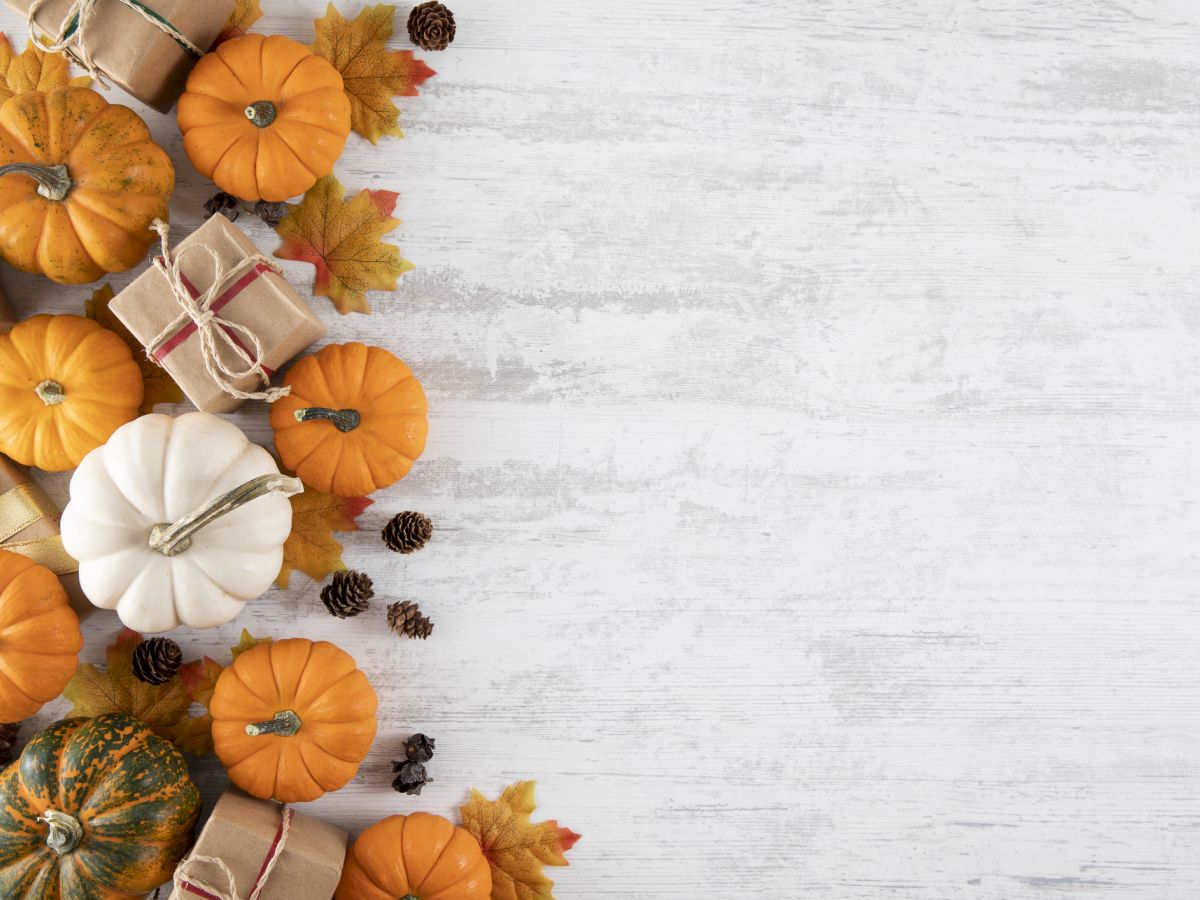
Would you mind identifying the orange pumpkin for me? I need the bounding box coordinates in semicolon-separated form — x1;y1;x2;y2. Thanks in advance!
0;315;143;471
178;33;352;202
210;638;378;803
0;86;175;284
0;550;82;723
270;343;428;497
335;813;493;900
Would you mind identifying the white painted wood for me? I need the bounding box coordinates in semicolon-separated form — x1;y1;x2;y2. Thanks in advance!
3;0;1200;896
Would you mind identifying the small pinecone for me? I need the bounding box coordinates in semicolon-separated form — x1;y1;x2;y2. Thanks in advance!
322;571;375;618
132;638;182;685
392;760;432;795
388;600;433;639
0;722;19;767
404;733;435;763
253;200;290;227
382;511;433;554
203;191;240;222
408;1;456;51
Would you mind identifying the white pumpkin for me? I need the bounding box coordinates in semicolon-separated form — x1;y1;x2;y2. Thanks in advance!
60;412;303;632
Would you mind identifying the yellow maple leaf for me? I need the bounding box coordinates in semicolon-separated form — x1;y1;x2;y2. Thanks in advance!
218;0;264;43
230;628;273;660
312;3;436;144
85;283;184;413
274;173;414;314
0;32;88;103
277;483;373;588
460;781;581;900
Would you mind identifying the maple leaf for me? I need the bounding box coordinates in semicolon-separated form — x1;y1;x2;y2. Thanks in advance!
86;283;183;413
217;0;264;43
0;32;89;103
277;482;373;588
460;781;581;900
230;628;273;661
274;174;414;314
312;3;436;144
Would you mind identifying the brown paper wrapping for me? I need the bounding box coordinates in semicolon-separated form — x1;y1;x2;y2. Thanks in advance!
168;786;348;900
111;215;326;414
0;278;14;334
0;455;91;621
6;0;234;112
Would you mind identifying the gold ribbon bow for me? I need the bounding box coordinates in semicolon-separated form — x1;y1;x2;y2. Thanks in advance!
0;481;78;575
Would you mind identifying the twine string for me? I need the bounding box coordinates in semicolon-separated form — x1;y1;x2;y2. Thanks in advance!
173;807;293;900
145;219;290;404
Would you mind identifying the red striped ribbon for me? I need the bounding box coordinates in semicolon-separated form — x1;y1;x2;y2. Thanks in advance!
178;808;294;899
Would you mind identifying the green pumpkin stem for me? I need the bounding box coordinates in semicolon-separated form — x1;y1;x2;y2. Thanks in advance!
0;163;72;201
245;100;277;128
35;379;65;406
245;709;302;737
148;473;304;557
38;810;82;855
295;406;362;433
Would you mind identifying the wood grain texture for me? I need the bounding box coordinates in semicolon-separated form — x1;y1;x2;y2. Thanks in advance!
3;0;1200;896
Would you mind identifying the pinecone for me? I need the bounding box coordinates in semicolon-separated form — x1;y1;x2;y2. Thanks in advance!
0;722;19;768
253;200;290;227
407;2;455;51
203;191;240;222
322;571;375;618
392;760;432;795
132;638;182;685
404;733;436;763
387;600;433;639
382;511;433;554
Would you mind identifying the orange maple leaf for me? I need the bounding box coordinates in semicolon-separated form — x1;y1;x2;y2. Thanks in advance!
277;481;373;588
460;781;581;900
85;283;184;413
273;173;414;314
0;32;89;103
217;0;264;44
312;3;436;143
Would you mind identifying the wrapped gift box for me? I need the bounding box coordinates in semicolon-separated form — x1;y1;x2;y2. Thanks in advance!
7;0;234;113
0;455;90;620
111;215;325;414
169;786;348;900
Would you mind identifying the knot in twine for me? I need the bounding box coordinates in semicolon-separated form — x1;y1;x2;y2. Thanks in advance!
146;219;290;404
26;0;202;86
172;806;294;900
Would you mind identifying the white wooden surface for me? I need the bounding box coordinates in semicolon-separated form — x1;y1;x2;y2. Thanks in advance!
5;0;1200;896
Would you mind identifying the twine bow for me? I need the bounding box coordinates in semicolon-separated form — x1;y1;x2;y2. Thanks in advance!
26;0;202;86
172;807;294;900
145;219;290;404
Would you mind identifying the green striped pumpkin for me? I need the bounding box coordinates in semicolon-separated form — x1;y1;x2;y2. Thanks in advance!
0;713;200;898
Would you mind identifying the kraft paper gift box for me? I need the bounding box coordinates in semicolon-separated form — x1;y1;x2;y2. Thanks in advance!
0;455;91;620
7;0;235;113
169;786;348;900
110;214;326;414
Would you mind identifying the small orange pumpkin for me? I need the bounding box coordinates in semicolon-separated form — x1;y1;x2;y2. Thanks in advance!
0;314;143;471
210;637;378;803
0;86;175;284
178;33;352;202
270;343;428;496
0;549;82;723
335;813;493;900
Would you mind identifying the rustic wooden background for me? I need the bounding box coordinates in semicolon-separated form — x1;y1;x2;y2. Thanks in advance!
5;0;1200;896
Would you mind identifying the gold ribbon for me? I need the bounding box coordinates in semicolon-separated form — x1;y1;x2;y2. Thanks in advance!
0;482;79;575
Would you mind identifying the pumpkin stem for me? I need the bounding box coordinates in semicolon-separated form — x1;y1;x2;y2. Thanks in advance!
245;100;278;128
38;810;82;855
295;407;361;433
148;473;304;557
0;163;72;201
246;709;302;737
35;379;65;406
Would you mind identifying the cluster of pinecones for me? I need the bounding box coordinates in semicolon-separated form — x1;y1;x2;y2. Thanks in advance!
392;733;436;795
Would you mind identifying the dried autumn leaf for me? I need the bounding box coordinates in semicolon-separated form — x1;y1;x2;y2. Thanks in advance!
460;781;581;900
63;628;200;752
274;174;414;314
230;628;273;661
86;283;184;413
217;0;264;43
312;3;436;143
0;32;88;103
179;655;223;707
277;482;373;588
